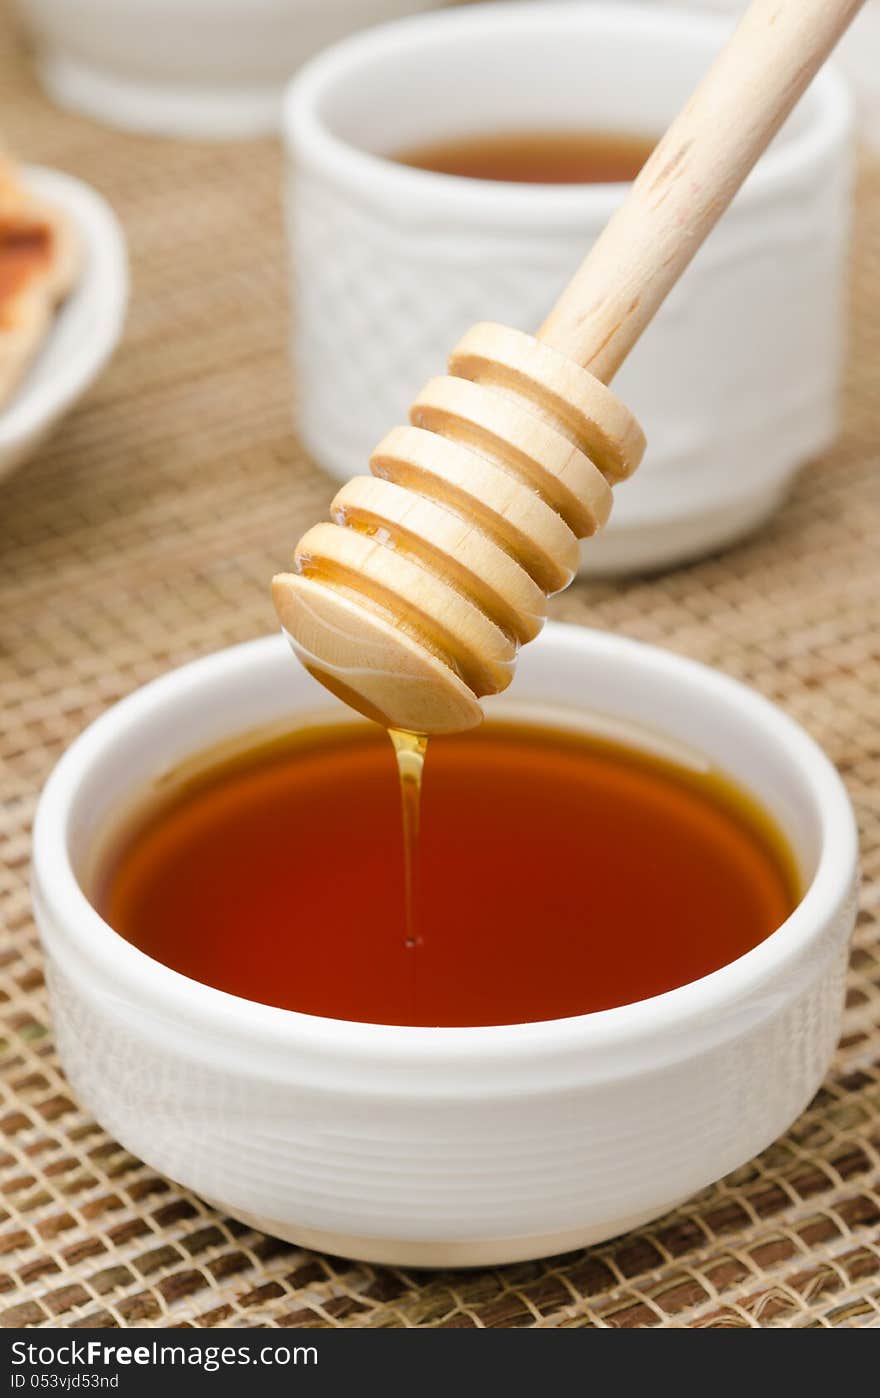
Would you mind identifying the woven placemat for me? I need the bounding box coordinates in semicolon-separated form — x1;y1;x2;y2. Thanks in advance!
1;13;879;1330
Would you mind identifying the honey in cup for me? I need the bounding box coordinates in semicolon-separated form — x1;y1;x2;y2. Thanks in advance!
92;714;799;1029
394;129;655;184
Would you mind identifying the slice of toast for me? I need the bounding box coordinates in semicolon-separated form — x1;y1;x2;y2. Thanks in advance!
0;154;82;408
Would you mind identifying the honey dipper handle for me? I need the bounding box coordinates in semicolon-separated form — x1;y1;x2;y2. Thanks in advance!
538;0;863;385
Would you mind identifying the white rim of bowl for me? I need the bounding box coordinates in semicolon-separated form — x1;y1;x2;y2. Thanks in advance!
31;625;859;1064
0;166;128;451
282;1;853;229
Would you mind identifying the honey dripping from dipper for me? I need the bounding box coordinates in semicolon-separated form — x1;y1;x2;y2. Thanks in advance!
388;727;428;1010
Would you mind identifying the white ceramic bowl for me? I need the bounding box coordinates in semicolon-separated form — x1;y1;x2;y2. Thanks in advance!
31;625;858;1266
285;1;854;574
0;166;128;484
12;0;445;139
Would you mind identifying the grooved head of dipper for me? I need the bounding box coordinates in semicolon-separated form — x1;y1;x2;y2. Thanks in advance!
271;572;484;735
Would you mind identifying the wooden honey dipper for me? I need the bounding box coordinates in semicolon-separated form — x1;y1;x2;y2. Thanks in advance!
273;0;864;735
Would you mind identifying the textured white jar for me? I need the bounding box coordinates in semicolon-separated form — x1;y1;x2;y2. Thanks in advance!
11;0;443;138
32;626;858;1266
286;1;854;574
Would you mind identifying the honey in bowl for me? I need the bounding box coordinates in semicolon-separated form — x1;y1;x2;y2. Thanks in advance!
393;129;655;184
92;715;799;1029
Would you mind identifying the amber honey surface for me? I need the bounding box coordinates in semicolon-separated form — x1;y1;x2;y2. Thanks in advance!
394;129;655;184
93;718;799;1028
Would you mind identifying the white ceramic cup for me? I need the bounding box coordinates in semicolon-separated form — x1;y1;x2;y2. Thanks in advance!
11;0;444;139
285;1;854;574
32;624;858;1267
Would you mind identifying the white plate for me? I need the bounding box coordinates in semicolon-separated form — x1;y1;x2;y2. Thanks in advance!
0;165;128;484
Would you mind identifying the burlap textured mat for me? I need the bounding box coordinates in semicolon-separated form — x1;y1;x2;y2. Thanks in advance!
1;12;879;1328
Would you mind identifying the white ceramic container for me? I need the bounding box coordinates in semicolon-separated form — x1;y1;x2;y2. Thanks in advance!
285;1;854;574
32;624;858;1267
0;166;128;485
12;0;444;139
